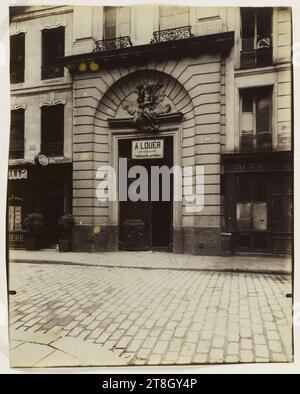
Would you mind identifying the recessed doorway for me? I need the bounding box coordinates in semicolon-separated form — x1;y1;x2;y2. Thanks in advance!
119;136;174;251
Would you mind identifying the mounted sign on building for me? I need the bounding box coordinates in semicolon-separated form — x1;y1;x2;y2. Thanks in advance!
8;169;28;180
132;139;164;160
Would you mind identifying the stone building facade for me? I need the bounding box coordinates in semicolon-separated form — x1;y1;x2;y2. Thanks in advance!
8;6;293;255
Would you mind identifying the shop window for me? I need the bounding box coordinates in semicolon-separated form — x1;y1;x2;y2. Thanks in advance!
9;205;23;231
240;7;273;68
10;33;25;84
41;104;64;157
9;109;25;160
237;202;267;231
8;181;28;248
240;87;272;152
104;6;131;39
159;6;190;30
41;27;65;80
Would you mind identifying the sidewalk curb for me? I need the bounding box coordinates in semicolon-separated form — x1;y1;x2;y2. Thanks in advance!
10;258;292;275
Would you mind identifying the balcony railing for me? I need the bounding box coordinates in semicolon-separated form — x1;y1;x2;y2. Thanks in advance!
241;36;273;68
240;132;272;152
93;36;133;53
41;142;64;157
41;63;64;80
241;47;273;68
150;26;194;44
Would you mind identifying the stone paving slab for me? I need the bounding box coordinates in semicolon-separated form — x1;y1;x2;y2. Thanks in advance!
8;262;293;368
9;249;292;274
33;349;81;368
10;342;55;368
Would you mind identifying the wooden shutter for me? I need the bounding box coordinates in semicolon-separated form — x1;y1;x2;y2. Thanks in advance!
256;93;271;133
257;8;272;46
104;7;117;39
118;7;131;37
10;109;25;159
175;7;189;27
159;7;175;30
42;27;65;65
241;8;255;51
240;91;254;151
42;27;65;79
41;104;64;156
160;6;189;30
10;33;25;83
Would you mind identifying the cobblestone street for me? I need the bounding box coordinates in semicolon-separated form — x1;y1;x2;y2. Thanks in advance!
8;262;293;367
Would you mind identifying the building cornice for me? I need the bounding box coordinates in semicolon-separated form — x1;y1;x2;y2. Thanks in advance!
10;6;73;23
11;83;72;96
108;113;184;129
61;31;234;75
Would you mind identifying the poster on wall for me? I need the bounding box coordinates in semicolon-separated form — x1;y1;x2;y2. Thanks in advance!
252;202;267;230
132;139;164;159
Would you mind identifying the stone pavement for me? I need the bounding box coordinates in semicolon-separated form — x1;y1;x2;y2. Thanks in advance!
8;262;293;368
9;249;292;274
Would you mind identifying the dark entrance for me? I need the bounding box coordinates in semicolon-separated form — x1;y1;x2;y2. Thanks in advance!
33;164;72;249
119;136;173;251
39;178;65;248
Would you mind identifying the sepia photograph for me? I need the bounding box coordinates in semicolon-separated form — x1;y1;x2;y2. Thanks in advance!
1;1;297;372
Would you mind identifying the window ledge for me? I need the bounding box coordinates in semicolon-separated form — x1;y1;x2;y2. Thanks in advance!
41;76;65;84
235;64;276;75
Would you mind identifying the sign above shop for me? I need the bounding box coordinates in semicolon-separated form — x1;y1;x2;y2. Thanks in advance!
8;169;28;180
35;153;49;167
132;139;164;159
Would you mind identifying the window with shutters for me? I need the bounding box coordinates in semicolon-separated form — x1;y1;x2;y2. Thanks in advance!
159;6;190;30
103;6;131;39
240;87;273;152
240;7;273;68
10;33;25;84
41;104;64;157
9;109;25;160
41;27;65;80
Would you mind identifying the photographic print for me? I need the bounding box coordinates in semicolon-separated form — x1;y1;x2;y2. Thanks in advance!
7;3;293;368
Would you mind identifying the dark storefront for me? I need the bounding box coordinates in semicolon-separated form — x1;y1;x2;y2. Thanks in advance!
8;163;72;249
8;167;29;249
223;151;292;254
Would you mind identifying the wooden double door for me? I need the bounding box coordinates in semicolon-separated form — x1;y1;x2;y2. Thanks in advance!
119;136;173;251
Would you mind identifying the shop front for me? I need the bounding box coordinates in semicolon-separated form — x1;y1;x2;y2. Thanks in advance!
7;167;30;249
8;162;72;249
223;151;292;254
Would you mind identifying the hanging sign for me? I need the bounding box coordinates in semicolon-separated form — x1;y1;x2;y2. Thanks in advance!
132;139;164;160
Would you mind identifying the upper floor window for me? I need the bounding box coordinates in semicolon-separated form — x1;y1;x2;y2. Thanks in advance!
159;6;190;30
41;27;65;80
10;33;25;84
10;108;25;160
240;87;273;152
240;7;273;68
41;104;64;157
104;6;131;39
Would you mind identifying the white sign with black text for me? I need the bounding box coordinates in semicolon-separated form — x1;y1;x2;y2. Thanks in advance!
132;139;164;160
9;169;28;180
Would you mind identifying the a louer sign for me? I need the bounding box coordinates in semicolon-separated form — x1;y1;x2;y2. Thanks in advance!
132;139;164;159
